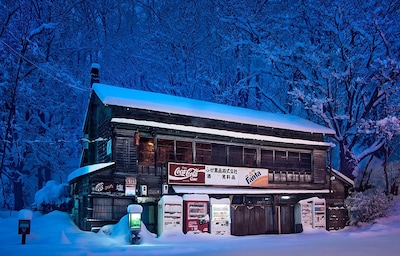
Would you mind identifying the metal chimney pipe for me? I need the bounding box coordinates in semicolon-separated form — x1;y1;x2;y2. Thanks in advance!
90;63;100;86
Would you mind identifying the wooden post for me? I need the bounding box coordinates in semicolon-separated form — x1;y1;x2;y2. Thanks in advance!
277;205;281;234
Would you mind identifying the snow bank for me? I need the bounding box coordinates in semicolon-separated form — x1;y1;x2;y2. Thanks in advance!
33;180;70;212
98;214;157;244
18;209;33;220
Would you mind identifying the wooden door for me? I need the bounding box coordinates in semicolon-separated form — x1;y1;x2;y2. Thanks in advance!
231;205;248;236
264;205;277;234
248;206;266;235
279;205;294;234
231;205;273;235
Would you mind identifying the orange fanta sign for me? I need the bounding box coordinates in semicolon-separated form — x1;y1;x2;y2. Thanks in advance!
245;170;269;187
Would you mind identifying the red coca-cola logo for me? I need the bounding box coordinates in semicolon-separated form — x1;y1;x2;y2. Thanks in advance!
168;163;206;184
174;167;199;179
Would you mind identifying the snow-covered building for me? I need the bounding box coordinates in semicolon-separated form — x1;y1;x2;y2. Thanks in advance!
68;65;353;234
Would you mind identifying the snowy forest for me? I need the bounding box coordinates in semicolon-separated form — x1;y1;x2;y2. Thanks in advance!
0;0;399;212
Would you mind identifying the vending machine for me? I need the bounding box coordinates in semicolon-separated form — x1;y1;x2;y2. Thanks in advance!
183;194;210;234
210;198;231;235
313;198;326;229
158;195;183;236
295;197;326;231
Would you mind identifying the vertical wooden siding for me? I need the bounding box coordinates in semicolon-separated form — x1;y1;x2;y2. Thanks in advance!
115;136;138;173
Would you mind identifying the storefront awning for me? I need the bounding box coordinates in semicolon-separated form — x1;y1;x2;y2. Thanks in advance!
172;185;330;195
68;162;115;182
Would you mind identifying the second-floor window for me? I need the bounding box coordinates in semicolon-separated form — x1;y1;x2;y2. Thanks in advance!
139;137;154;166
138;136;312;173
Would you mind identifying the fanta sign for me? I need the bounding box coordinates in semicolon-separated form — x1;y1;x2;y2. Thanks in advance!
244;170;268;187
168;163;268;187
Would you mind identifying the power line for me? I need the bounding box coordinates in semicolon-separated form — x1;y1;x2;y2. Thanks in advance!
1;137;109;144
0;39;90;92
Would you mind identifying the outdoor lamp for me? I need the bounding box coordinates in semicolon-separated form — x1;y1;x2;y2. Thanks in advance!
127;204;143;244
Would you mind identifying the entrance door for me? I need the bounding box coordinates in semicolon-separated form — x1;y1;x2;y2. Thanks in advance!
231;205;248;236
248;206;266;235
279;205;294;234
231;205;275;235
264;205;276;234
230;201;295;235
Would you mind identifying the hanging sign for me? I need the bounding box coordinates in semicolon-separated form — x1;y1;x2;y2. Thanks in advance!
125;177;137;196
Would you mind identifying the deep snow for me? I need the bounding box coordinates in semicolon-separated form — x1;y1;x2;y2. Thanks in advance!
1;196;400;256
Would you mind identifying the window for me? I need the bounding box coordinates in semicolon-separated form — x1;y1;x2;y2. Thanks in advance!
260;150;273;169
228;145;243;166
176;141;192;163
287;151;300;170
93;198;133;221
157;139;174;164
244;148;257;167
274;151;287;170
195;143;211;163
115;136;137;173
139;137;154;166
232;195;244;204
260;149;312;172
92;198;113;220
300;153;312;172
211;143;227;165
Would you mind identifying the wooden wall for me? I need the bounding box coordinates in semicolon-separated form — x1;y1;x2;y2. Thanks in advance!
313;149;327;184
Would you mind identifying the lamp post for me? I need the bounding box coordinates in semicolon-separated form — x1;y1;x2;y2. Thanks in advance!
127;204;143;244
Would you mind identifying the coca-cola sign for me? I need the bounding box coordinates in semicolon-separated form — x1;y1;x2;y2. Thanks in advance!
168;163;206;184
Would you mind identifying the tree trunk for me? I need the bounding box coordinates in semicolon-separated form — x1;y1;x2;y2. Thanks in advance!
13;181;24;210
339;140;357;180
384;142;389;194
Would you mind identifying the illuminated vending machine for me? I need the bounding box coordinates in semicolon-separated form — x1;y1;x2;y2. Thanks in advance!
210;198;231;235
295;197;326;231
312;198;326;229
157;195;183;237
183;194;210;234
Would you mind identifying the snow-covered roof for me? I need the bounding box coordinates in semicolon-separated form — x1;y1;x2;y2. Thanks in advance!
111;118;333;147
182;194;210;201
173;185;330;195
210;198;231;205
68;162;115;182
92;83;335;135
158;195;183;204
330;168;355;186
298;197;325;204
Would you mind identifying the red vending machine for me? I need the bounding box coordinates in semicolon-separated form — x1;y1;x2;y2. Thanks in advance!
183;194;210;234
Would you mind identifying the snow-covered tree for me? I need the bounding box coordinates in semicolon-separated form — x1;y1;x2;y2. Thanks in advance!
345;187;392;225
33;180;70;213
1;0;400;209
275;0;400;181
0;0;86;210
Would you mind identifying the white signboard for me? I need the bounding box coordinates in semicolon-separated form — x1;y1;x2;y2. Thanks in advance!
168;163;268;187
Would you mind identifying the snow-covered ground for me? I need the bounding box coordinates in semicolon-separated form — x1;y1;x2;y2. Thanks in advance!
1;196;400;256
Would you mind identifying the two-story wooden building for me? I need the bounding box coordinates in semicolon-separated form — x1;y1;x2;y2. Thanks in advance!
68;66;353;234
